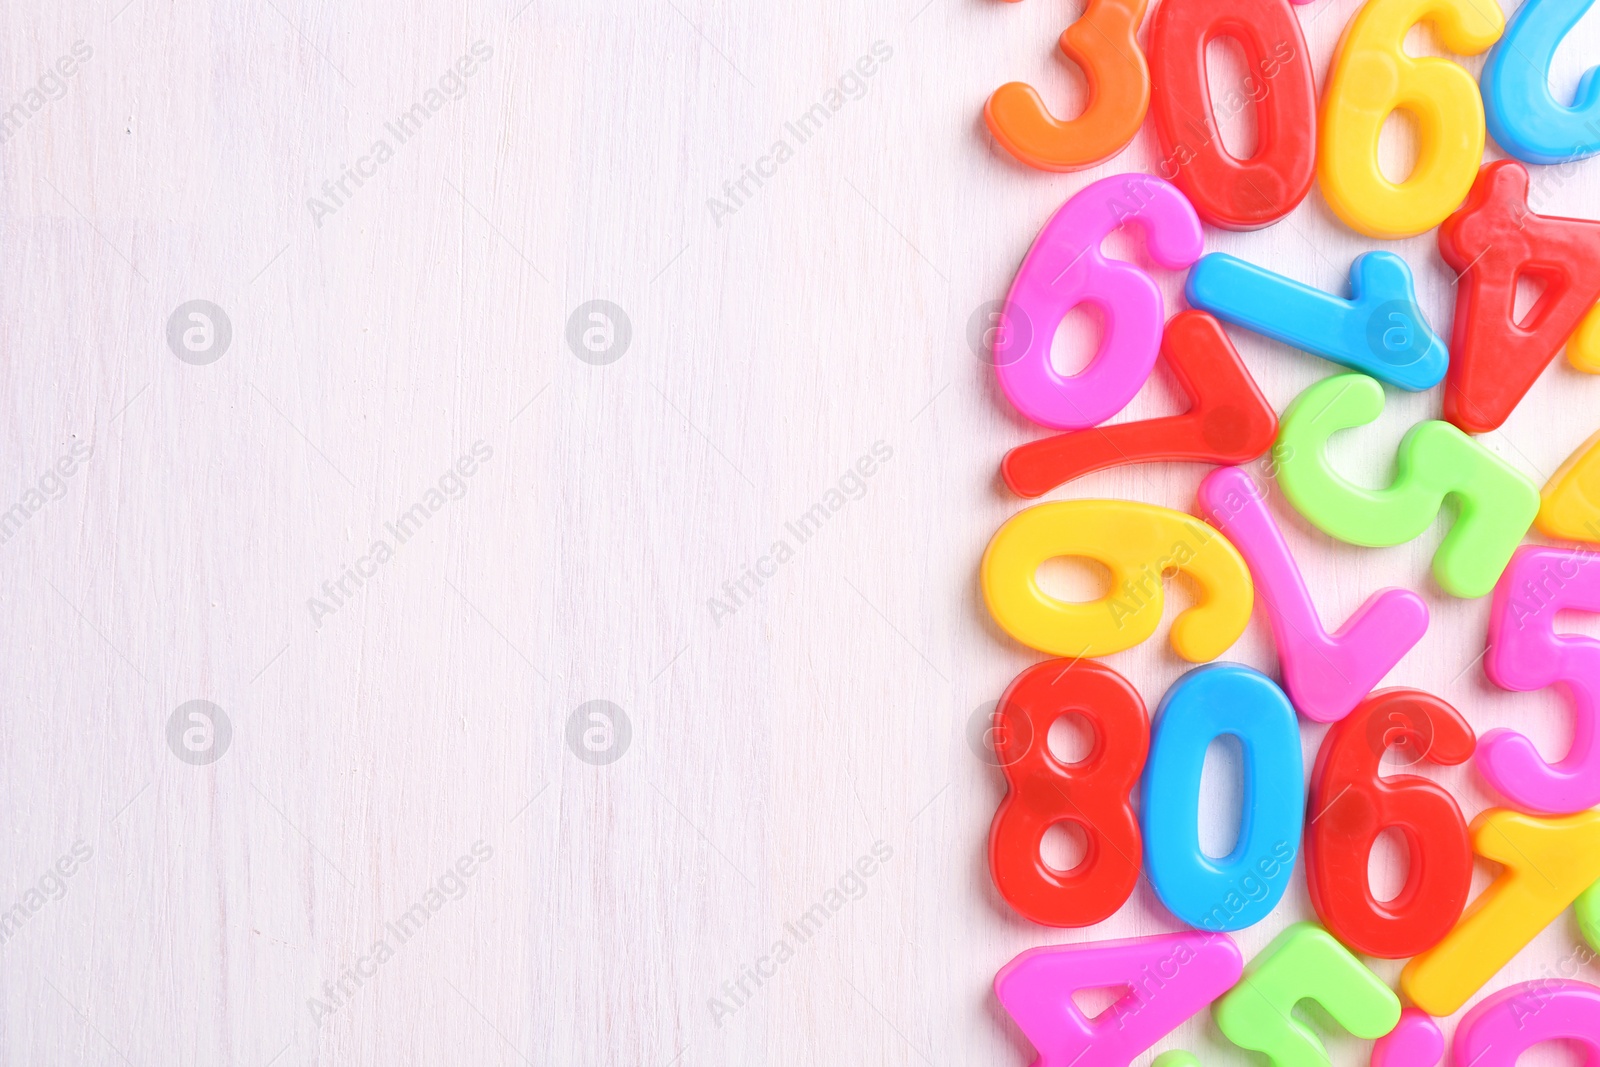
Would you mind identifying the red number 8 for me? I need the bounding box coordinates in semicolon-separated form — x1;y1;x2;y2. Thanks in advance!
1305;689;1476;958
989;659;1148;927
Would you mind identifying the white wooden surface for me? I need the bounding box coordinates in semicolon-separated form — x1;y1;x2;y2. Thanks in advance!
5;0;1600;1063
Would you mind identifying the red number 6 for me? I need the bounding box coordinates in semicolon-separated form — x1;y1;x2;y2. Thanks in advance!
1305;689;1475;958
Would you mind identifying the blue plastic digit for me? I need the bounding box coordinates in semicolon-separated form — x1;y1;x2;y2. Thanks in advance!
1482;0;1600;164
1184;252;1447;391
1141;664;1304;932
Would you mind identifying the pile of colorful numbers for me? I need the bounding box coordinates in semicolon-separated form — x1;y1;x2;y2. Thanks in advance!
976;0;1600;1060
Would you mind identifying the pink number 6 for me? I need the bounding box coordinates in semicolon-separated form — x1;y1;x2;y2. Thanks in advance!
995;173;1204;430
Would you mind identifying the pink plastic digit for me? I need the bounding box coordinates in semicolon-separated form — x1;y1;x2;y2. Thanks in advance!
995;933;1242;1067
1371;1010;1443;1067
1197;466;1429;723
996;173;1204;430
1482;545;1600;813
1454;980;1600;1067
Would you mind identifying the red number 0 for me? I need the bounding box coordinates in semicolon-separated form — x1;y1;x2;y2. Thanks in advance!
1305;689;1476;958
989;659;1148;927
1147;0;1317;230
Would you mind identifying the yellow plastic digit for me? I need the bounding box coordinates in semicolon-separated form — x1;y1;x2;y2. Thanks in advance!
1319;0;1504;238
1567;303;1600;373
1400;808;1600;1017
1537;428;1600;543
980;499;1253;660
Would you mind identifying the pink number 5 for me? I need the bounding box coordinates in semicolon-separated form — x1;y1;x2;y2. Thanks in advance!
1483;545;1600;813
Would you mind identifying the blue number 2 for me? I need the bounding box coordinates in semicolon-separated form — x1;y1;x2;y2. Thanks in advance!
1483;0;1600;164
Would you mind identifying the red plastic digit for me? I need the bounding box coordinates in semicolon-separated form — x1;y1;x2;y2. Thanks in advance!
1147;0;1316;229
989;659;1148;926
1439;160;1600;433
1001;311;1278;498
1304;689;1476;958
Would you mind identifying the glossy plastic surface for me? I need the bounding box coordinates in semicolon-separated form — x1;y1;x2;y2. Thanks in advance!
1539;429;1600;543
1002;312;1277;498
1146;0;1315;229
1579;877;1600;951
986;0;1150;172
1454;981;1600;1067
1185;252;1447;390
982;499;1253;660
1198;468;1428;722
1371;1011;1444;1067
1439;160;1600;433
1214;923;1401;1067
1481;545;1600;813
1482;0;1600;164
1276;373;1540;598
1141;664;1302;931
1304;689;1475;957
995;174;1204;429
988;659;1148;926
1318;0;1502;238
1400;808;1600;1016
995;933;1243;1067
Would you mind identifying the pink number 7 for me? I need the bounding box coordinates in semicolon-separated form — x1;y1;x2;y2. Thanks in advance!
1198;466;1428;722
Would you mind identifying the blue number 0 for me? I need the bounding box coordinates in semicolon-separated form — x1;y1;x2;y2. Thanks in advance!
1141;663;1304;931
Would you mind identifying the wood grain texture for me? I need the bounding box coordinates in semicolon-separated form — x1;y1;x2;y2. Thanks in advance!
3;0;1600;1063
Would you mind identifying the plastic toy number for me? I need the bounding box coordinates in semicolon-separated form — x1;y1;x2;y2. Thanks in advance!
995;933;1243;1067
1539;430;1600;543
1580;878;1600;951
1304;690;1475;958
1318;0;1503;238
995;174;1204;430
1482;0;1600;164
1481;546;1600;813
1198;468;1428;723
1214;923;1401;1067
1002;311;1277;498
1454;981;1600;1067
1275;374;1540;598
1401;808;1600;1017
1141;665;1303;931
1372;1011;1445;1067
986;0;1150;172
988;660;1149;927
982;499;1254;660
1439;161;1600;433
1185;252;1447;391
1146;0;1316;229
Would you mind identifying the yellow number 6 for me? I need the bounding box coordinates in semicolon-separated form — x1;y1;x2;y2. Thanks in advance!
1319;0;1503;239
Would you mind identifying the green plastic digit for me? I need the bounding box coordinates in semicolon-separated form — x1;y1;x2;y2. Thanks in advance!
1153;1054;1200;1067
1214;923;1400;1067
1276;374;1539;598
1578;878;1600;952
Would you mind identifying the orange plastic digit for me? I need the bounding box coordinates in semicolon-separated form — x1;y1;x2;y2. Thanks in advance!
1400;808;1600;1017
986;0;1150;172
